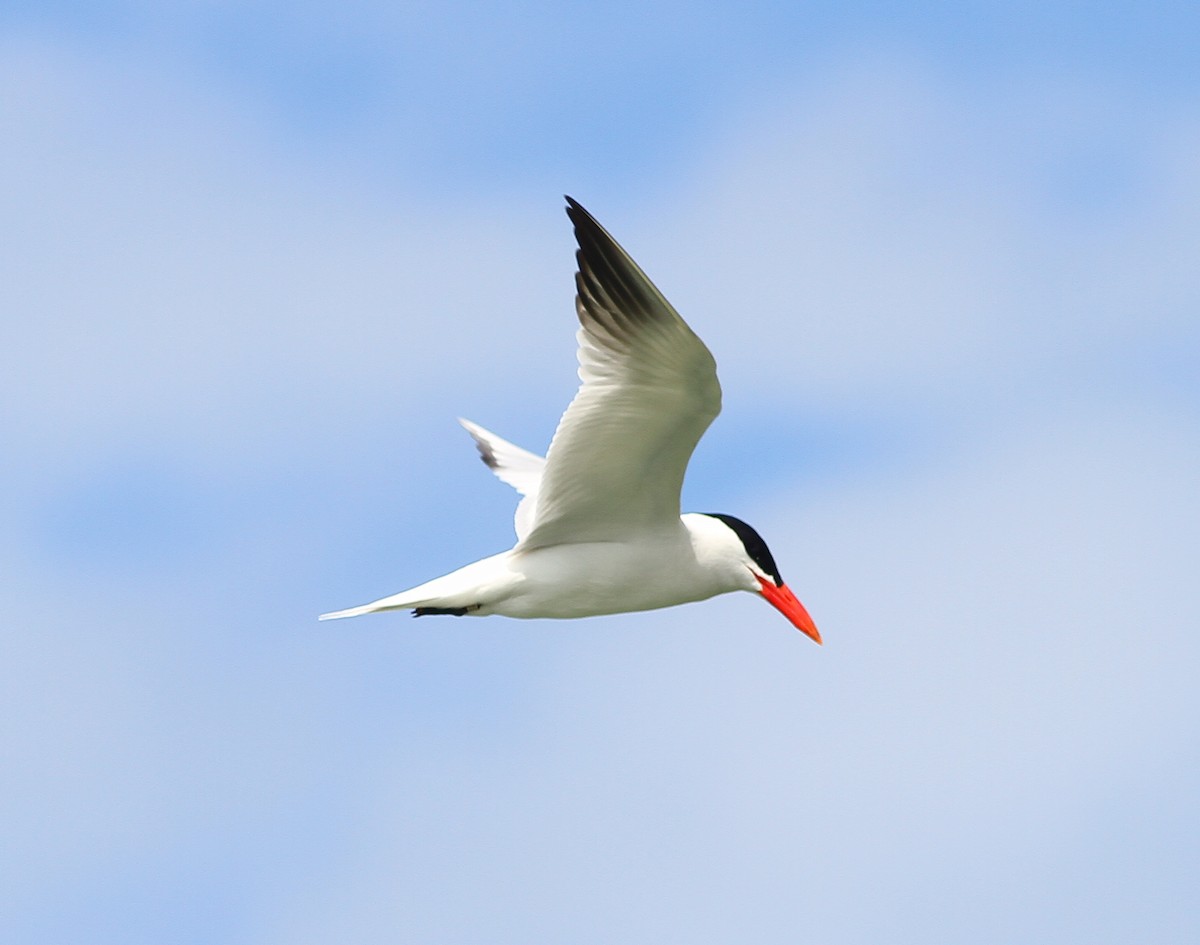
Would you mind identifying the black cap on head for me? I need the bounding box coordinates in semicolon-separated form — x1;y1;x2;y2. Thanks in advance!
702;513;784;587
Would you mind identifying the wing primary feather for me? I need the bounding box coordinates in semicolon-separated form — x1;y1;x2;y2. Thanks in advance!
513;198;722;550
565;197;665;337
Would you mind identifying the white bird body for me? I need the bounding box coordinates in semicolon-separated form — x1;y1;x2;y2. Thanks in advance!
322;513;757;621
321;198;821;643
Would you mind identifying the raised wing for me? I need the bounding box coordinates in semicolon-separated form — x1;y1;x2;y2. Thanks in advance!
458;418;545;541
518;197;722;550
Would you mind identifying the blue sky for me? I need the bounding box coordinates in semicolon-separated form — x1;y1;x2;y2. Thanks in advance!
3;2;1199;943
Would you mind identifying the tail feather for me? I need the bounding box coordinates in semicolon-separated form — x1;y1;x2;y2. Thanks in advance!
318;583;445;621
318;552;514;621
318;593;425;621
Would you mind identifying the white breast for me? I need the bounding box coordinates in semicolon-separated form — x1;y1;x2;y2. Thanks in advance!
485;518;751;619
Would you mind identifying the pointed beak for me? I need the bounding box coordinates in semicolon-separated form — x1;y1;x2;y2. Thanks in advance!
756;576;822;644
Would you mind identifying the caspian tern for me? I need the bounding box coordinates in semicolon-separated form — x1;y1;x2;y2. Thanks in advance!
320;197;821;643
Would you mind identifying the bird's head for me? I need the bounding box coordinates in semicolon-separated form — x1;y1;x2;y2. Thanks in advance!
697;512;822;644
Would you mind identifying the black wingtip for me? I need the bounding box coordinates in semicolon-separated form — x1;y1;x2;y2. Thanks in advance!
470;438;499;471
563;196;615;252
563;195;590;228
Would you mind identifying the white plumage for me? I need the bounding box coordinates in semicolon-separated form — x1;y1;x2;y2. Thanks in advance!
320;197;820;643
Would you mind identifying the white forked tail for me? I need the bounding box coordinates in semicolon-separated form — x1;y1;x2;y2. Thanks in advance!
318;551;519;621
318;593;420;621
318;581;455;620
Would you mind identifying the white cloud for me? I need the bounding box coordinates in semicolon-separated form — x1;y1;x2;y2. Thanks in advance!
252;403;1200;944
637;59;1200;410
1;31;1198;945
1;37;581;488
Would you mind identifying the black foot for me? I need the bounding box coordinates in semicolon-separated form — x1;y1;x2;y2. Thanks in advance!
413;606;471;617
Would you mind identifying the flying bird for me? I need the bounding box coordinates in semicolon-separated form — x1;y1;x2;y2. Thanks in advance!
320;197;821;643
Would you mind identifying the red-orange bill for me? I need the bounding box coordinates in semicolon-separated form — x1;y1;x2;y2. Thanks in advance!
757;576;821;644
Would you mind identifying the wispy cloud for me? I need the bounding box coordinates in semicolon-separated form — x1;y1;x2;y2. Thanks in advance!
2;10;1198;944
